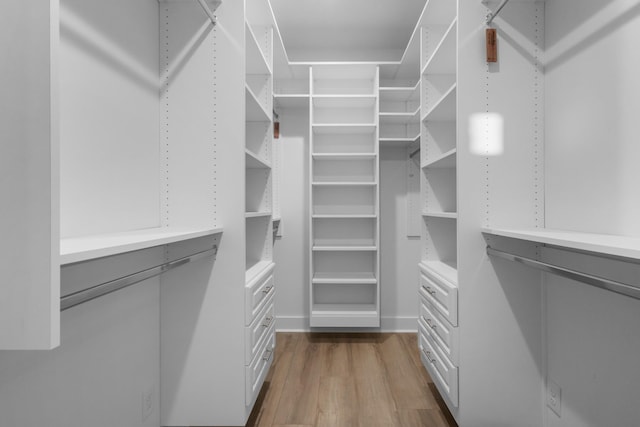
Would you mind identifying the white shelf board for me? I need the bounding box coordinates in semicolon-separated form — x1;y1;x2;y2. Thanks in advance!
274;94;308;109
312;153;376;160
311;304;379;327
379;108;420;124
379;135;420;146
245;149;271;169
422;148;456;168
312;245;378;251
312;95;377;108
246;259;274;283
312;182;377;187
312;214;377;219
245;85;271;122
419;260;458;286
481;227;640;260
312;272;377;284
422;211;458;219
60;226;223;265
245;22;271;75
312;124;376;134
422;83;456;122
245;211;272;218
379;84;420;102
421;18;457;75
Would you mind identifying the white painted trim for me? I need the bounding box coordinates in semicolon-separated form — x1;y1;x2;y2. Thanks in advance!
276;316;418;332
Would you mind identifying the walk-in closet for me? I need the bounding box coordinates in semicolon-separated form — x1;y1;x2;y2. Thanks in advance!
2;0;640;426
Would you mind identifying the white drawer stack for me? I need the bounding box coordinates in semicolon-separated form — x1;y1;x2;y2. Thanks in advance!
245;262;276;406
418;263;459;407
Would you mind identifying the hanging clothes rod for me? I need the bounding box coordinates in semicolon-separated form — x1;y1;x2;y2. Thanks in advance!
409;148;420;159
61;246;218;311
196;0;221;26
487;246;640;300
486;0;511;25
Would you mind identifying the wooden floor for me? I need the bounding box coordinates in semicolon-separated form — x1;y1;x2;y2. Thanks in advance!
246;332;458;427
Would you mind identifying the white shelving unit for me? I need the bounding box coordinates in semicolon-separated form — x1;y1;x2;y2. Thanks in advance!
309;64;380;328
379;83;420;146
417;0;459;410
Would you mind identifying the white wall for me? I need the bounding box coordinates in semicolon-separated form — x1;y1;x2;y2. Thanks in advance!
0;279;160;427
273;109;420;331
544;0;640;426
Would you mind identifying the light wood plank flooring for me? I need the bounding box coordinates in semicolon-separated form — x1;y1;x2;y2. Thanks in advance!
246;332;458;427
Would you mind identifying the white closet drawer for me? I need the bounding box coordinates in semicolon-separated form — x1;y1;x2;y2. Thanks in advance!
245;296;275;364
419;270;458;326
419;320;458;407
420;296;459;365
245;263;275;325
245;324;275;406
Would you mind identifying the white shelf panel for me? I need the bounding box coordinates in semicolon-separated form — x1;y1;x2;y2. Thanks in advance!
422;84;456;122
245;22;271;75
419;260;458;286
481;227;640;260
245;211;272;218
60;226;223;265
422;18;457;75
422;148;456;168
422;211;458;219
312;95;377;108
313;245;377;251
246;260;274;283
274;94;309;109
312;182;377;187
312;124;376;134
312;272;377;284
379;136;420;146
312;153;377;160
379;108;420;124
379;84;420;102
311;305;379;327
246;85;271;122
312;214;378;219
245;150;271;169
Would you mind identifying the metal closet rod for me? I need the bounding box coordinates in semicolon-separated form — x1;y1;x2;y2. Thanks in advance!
196;0;221;26
486;0;511;25
409;148;420;159
60;246;218;311
487;246;640;300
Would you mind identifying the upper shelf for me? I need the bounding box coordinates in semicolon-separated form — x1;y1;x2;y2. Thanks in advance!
422;18;457;76
312;95;377;108
422;148;456;169
422;83;456;122
60;226;223;265
274;94;308;109
379;108;420;125
246;149;271;169
379;84;420;102
246;85;271;122
481;227;640;260
245;22;271;75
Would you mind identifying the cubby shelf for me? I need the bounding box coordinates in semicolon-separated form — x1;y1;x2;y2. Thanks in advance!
246;85;271;122
312;245;378;251
422;148;456;168
245;150;271;169
312;272;377;284
245;259;273;283
312;214;378;219
245;211;272;218
312;124;377;134
421;18;457;75
312;182;377;187
379;108;420;124
419;260;458;286
60;227;224;265
422;83;456;122
312;153;376;160
245;22;271;75
379;84;420;102
422;211;457;219
379;135;421;145
273;94;308;109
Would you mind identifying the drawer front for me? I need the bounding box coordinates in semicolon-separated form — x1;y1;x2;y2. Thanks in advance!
245;263;275;325
245;296;275;364
420;296;459;365
245;325;275;406
419;271;458;326
418;319;458;407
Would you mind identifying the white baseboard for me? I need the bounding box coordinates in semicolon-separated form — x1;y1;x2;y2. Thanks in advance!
275;315;418;333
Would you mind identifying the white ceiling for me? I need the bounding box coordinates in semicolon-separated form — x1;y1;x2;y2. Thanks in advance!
269;0;428;62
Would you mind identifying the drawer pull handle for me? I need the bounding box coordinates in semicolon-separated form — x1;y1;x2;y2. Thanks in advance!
425;350;437;365
262;286;273;294
262;348;273;362
262;316;273;328
423;317;436;329
422;285;436;296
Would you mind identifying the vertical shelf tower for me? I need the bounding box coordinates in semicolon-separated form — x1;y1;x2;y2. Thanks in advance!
418;0;460;408
309;64;380;327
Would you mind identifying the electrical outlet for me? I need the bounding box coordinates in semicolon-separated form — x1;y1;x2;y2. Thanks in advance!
142;386;154;422
546;380;561;416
